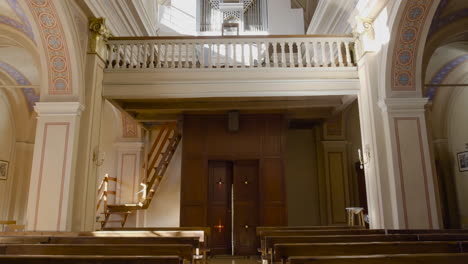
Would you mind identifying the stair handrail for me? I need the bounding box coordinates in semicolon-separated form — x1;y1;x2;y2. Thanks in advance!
96;174;118;212
146;122;176;181
140;122;180;207
96;174;109;212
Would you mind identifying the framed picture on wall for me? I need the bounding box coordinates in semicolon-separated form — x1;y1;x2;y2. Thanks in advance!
0;160;8;180
457;151;468;172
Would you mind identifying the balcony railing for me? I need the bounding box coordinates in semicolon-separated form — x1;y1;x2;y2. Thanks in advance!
105;35;357;71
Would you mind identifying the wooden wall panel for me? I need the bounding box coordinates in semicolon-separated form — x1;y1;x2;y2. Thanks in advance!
263;117;282;156
180;205;206;226
181;115;286;227
183;117;204;156
328;152;347;224
181;157;206;204
262;158;285;203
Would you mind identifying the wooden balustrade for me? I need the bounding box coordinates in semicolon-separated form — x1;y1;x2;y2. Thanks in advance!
106;35;356;70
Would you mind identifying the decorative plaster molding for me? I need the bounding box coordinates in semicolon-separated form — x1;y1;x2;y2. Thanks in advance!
355;16;375;40
34;102;84;116
88;17;112;60
378;97;429;113
122;115;139;138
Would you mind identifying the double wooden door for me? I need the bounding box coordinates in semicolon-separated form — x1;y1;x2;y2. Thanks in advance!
208;160;259;255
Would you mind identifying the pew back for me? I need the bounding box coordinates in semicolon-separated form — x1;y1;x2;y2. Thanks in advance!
273;241;468;263
0;244;194;261
0;255;182;264
288;253;468;264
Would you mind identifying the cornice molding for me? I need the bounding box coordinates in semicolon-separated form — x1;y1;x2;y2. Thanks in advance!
378;97;429;113
35;102;85;116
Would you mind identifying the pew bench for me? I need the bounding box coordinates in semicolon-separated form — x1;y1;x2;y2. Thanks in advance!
272;241;468;264
256;226;363;236
288;253;468;264
0;255;182;264
262;233;468;259
0;244;194;263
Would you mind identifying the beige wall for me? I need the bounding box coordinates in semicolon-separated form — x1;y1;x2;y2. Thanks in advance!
144;139;182;227
345;102;363;206
447;87;468;227
0;92;15;221
285;128;321;226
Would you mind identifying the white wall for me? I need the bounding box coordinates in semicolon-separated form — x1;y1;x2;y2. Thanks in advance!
159;0;197;35
267;0;305;35
144;138;182;227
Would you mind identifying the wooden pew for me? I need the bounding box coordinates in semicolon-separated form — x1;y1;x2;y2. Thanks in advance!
0;255;182;264
0;244;194;263
262;233;468;261
259;229;386;240
257;226;363;236
388;229;468;234
47;236;200;247
288;253;468;264
273;241;468;264
0;236;50;244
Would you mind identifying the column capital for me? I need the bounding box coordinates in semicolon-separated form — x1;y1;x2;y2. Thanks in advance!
34;102;84;117
88;17;112;60
378;97;428;113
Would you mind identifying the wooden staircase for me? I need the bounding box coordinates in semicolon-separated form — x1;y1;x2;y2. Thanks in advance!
96;122;182;229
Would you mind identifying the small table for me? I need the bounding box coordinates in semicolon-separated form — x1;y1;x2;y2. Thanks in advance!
346;207;365;227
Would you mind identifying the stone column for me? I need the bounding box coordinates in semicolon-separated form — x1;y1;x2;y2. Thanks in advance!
72;18;111;231
26;102;83;231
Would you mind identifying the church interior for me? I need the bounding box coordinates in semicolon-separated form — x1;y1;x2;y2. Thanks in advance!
0;0;468;263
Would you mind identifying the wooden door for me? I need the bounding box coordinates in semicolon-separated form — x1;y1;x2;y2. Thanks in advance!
208;161;232;254
233;160;259;255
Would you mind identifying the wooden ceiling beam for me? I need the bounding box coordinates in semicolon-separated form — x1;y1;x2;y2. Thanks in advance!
121;98;343;113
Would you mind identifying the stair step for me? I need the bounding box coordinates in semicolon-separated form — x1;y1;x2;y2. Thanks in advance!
100;220;124;223
107;204;141;212
101;211;132;215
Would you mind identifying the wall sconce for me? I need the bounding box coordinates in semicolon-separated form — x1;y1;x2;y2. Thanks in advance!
358;147;370;169
93;149;105;167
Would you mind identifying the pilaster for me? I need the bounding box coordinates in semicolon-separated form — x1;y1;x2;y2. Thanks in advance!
26;102;84;231
379;98;440;229
72;18;110;231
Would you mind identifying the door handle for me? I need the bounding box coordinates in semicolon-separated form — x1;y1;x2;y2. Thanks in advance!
244;225;249;229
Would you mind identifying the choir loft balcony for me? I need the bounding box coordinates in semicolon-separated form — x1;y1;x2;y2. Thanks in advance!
103;35;360;100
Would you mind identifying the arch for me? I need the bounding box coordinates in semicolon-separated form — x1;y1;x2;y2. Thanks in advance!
382;0;441;97
25;0;73;96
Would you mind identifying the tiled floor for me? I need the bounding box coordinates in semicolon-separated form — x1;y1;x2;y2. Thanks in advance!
208;256;259;264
